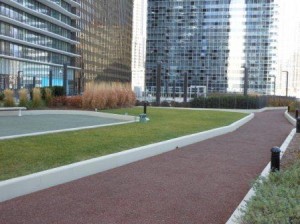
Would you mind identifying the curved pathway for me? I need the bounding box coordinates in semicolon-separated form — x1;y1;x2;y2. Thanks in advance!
0;110;293;224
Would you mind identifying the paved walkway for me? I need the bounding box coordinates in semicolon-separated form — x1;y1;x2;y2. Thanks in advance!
0;110;293;224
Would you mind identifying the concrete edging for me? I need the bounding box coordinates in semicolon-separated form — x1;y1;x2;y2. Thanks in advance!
226;112;296;224
146;106;287;114
284;110;296;126
0;113;254;202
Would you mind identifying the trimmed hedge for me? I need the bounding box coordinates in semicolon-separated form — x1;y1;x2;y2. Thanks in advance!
190;95;296;109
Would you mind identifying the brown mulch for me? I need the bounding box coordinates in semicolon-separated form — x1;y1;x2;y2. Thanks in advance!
0;110;293;224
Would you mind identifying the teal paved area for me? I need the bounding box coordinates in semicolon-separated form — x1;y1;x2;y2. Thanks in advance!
0;114;124;138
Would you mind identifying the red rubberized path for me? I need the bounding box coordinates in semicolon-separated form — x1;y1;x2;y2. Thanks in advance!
0;110;293;224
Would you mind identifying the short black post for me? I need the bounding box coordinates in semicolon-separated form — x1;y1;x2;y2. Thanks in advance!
156;63;161;105
295;109;298;119
33;76;36;88
297;117;300;133
287;105;290;112
49;70;53;87
172;80;176;99
17;71;21;89
183;73;188;103
143;101;147;114
271;146;281;172
63;63;68;96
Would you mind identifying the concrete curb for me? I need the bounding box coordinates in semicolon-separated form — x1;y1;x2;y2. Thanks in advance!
144;106;287;114
284;110;296;126
0;113;254;202
226;113;296;224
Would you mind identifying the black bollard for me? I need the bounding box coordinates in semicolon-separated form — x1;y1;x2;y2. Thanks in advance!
287;105;290;112
271;146;281;172
295;109;299;119
297;117;300;133
143;102;147;114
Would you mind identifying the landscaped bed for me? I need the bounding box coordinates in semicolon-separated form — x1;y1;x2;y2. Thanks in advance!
0;107;246;181
240;133;300;224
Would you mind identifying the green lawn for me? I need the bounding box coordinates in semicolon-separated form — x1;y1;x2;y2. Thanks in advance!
0;107;246;181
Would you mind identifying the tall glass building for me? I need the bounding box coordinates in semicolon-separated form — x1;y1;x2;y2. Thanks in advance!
146;0;278;96
0;0;133;94
0;0;81;94
77;0;133;83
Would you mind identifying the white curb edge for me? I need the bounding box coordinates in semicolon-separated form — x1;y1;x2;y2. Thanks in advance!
284;110;296;126
226;112;296;224
0;113;254;202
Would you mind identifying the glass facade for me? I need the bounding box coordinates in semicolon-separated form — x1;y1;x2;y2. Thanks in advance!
146;0;278;95
77;0;133;83
0;0;80;94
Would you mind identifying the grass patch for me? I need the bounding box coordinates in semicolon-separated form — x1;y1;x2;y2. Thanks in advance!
0;107;246;181
240;161;300;224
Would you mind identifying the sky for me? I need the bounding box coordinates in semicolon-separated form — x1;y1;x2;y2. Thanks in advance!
278;0;300;96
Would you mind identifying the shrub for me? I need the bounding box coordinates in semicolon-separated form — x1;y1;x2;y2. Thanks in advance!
240;161;300;224
66;95;82;108
160;100;170;107
190;95;263;109
0;91;4;101
32;88;42;108
51;96;67;107
170;101;189;107
4;89;15;107
267;96;296;108
44;88;53;106
51;86;65;97
18;88;29;107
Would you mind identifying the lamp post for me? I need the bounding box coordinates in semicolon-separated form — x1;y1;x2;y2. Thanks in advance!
206;73;209;97
156;62;162;105
17;70;23;90
269;75;276;95
242;65;249;96
282;71;289;97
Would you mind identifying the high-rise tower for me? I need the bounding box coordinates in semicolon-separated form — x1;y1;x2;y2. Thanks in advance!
131;0;147;96
0;0;80;94
146;0;278;96
0;0;133;94
77;0;133;84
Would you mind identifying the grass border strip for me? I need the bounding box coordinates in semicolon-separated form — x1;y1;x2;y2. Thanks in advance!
0;113;254;202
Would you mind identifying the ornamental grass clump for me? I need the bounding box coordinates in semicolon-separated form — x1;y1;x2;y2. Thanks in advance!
3;89;15;107
91;83;107;110
44;88;53;106
32;87;42;108
115;83;127;107
18;88;29;107
82;82;136;110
